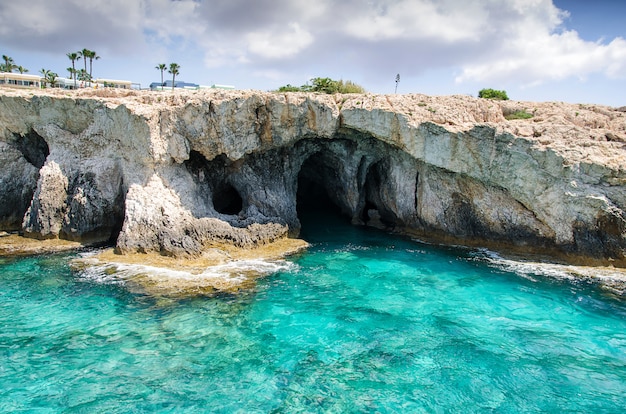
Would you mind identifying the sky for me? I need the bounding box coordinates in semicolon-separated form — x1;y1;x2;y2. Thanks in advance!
1;0;625;106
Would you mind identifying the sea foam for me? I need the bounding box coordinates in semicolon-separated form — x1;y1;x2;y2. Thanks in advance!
74;251;297;296
471;248;626;295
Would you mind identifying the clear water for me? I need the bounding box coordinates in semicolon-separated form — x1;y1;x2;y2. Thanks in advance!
1;213;626;413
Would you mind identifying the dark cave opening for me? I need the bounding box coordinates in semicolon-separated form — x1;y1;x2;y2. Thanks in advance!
0;130;50;231
360;161;397;228
14;130;49;169
184;150;244;217
213;183;243;216
296;152;350;236
297;174;342;216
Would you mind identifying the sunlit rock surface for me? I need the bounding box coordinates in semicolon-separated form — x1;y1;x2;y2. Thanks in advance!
0;88;624;266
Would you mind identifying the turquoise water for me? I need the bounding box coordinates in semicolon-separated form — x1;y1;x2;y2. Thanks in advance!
1;214;626;413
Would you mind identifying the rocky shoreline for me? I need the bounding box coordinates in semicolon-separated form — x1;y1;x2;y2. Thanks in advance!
0;87;625;277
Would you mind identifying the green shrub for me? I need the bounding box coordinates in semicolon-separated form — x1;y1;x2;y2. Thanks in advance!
277;84;303;92
337;80;366;94
275;77;366;94
504;110;533;120
478;88;509;100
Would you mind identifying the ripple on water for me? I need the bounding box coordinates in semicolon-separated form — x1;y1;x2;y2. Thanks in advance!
1;220;626;412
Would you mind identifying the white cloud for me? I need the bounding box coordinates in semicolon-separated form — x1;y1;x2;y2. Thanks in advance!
143;0;205;41
0;0;145;54
1;0;624;97
246;23;314;59
454;2;626;85
342;0;486;43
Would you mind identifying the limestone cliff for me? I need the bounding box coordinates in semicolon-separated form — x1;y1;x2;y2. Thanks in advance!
0;88;624;265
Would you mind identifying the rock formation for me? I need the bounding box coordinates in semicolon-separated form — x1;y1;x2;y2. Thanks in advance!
0;88;624;265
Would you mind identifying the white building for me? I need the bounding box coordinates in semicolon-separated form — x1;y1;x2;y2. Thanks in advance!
0;72;42;88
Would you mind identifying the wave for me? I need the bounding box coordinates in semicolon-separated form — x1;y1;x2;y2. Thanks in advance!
73;251;297;297
471;248;626;296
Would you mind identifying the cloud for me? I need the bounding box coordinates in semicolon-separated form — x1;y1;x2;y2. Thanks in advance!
0;0;146;55
246;23;314;59
454;1;626;85
341;0;486;43
1;0;625;89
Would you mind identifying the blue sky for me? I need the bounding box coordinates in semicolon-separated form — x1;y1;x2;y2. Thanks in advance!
1;0;624;106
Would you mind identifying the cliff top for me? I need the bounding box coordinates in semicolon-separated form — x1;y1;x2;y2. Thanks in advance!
2;87;625;170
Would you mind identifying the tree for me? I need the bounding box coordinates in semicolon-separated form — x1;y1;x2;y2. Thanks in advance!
78;49;89;78
310;77;339;94
478;88;509;100
275;77;366;94
67;67;76;82
39;69;57;88
39;68;50;87
16;66;28;74
87;50;100;83
77;69;90;85
46;71;58;88
67;52;79;88
168;63;180;90
2;55;15;72
155;63;167;90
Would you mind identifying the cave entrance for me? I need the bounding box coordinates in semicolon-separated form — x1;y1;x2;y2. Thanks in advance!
14;129;49;169
1;130;50;231
360;161;398;228
296;152;349;237
213;183;243;216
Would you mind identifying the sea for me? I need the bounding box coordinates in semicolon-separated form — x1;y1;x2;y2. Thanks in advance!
1;209;625;413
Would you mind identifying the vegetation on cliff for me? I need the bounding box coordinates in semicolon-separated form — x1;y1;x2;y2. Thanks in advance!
276;77;366;94
479;88;509;100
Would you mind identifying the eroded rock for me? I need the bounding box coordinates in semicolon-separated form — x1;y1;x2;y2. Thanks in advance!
0;88;624;265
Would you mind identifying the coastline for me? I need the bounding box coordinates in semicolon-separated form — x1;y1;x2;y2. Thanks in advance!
2;231;625;298
0;232;84;256
0;233;308;296
1;88;624;295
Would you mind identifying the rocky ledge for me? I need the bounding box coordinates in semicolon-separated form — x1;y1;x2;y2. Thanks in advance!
0;88;624;267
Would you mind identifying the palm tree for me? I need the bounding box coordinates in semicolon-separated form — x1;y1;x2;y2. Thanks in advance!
39;68;51;88
168;63;180;90
87;50;100;84
155;63;167;90
78;49;89;72
17;66;28;74
67;52;79;88
2;55;15;72
78;49;90;84
77;69;90;86
67;67;77;86
46;71;58;88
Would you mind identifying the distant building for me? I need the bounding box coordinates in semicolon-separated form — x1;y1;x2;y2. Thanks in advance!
150;80;200;90
56;77;78;89
95;78;132;89
0;73;133;90
210;84;235;90
0;72;42;88
149;81;237;90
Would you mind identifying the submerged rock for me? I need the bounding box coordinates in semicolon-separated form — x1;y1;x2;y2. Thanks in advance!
0;88;624;266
